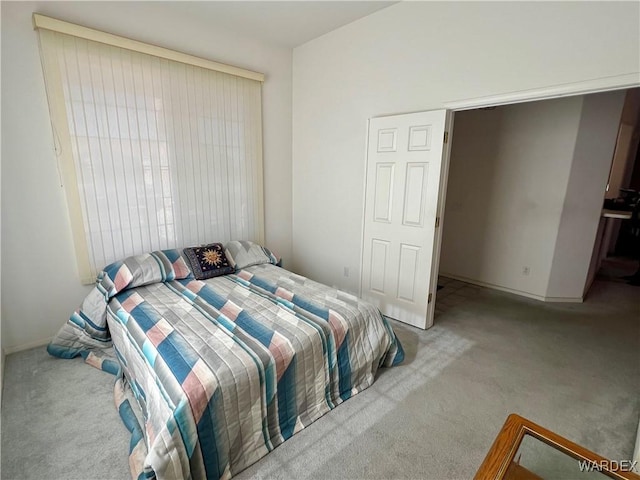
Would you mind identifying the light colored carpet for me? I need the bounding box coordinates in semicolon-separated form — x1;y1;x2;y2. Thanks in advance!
2;276;639;480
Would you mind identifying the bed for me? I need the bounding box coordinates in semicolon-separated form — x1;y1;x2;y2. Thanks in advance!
48;243;404;480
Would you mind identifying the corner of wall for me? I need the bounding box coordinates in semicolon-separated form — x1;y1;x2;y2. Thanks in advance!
442;98;585;299
543;97;586;298
546;90;627;299
634;418;640;469
1;348;5;406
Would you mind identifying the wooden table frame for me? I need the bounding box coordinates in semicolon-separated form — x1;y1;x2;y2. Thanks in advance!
474;414;640;480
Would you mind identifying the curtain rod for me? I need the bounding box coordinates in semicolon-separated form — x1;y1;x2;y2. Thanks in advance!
32;13;265;83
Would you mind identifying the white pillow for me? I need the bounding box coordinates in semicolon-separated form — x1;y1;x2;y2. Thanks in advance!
224;241;279;270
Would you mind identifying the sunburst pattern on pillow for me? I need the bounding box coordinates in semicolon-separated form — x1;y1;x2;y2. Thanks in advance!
183;243;234;280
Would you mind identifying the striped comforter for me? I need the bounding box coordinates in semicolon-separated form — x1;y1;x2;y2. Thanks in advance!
48;250;404;480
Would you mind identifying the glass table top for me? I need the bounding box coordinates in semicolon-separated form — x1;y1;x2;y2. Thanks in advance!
508;433;618;480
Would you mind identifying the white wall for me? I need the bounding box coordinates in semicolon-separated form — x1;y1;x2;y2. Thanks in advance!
439;92;625;301
291;1;640;295
439;98;584;298
1;1;292;351
547;91;626;299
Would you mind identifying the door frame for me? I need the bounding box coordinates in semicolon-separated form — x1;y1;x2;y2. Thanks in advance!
424;111;455;325
359;74;640;328
443;74;638;111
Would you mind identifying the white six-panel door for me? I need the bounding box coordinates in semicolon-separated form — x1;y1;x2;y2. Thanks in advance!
361;110;448;329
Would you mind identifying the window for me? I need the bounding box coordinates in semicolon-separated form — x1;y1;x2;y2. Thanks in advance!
36;16;264;282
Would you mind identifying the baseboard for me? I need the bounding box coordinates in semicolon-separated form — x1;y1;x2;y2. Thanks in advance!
542;296;584;303
439;273;584;303
440;272;546;300
4;336;53;355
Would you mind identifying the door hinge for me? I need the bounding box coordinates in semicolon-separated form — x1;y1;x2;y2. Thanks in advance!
435;216;440;228
428;292;433;304
444;131;449;144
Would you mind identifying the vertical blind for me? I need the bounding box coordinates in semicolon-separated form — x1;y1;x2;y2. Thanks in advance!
37;26;264;283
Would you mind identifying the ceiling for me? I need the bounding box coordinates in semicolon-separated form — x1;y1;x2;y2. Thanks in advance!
163;1;397;48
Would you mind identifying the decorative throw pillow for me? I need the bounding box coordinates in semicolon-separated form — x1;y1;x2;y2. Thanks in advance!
224;240;279;270
183;243;234;280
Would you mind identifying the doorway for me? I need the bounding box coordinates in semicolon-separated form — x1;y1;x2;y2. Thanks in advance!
435;88;638;316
